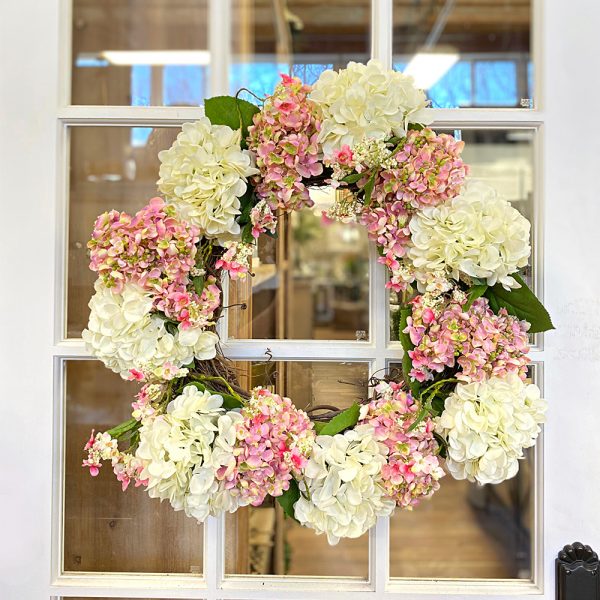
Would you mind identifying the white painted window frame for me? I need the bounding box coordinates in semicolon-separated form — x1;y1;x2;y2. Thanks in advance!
46;0;551;598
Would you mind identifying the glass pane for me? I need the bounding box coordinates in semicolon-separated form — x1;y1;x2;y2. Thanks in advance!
230;0;370;96
228;188;370;340
63;360;203;573
387;362;537;579
72;0;209;105
67;126;180;338
225;360;370;577
389;128;534;341
393;0;533;108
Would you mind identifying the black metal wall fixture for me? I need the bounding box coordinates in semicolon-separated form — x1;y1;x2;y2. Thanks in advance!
557;543;599;599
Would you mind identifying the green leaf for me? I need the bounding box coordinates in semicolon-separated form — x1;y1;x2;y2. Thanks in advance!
236;187;256;226
107;418;139;439
187;382;243;409
241;223;255;244
313;421;327;434
399;307;421;397
408;123;425;131
464;284;488;310
192;275;205;296
433;432;448;459
204;95;260;145
484;273;554;333
276;479;300;521
341;172;363;184
319;403;360;436
165;321;179;336
362;170;378;206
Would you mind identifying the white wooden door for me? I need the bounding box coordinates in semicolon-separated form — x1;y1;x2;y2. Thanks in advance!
1;0;599;599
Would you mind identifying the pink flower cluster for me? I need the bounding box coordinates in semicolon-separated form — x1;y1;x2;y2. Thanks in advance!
89;197;221;328
250;199;278;239
217;388;315;506
407;296;531;383
248;74;323;212
214;242;253;280
360;201;412;292
82;430;147;491
378;128;467;210
89;197;199;293
359;382;444;508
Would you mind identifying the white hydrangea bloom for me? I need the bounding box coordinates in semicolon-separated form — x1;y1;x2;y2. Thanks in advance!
311;59;431;156
435;373;547;485
185;411;247;520
157;117;258;243
136;386;225;511
82;281;218;379
408;180;531;290
294;425;395;545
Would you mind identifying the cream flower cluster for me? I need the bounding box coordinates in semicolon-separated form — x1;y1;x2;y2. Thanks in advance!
435;373;547;485
294;425;395;545
408;181;531;290
311;59;431;156
157;117;258;243
82;281;218;379
136;386;242;519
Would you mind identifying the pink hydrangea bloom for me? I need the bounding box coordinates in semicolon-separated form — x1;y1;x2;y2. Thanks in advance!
376;128;468;210
88;197;218;326
359;381;444;508
250;199;278;239
216;387;315;506
89;197;199;293
406;295;531;383
82;430;147;490
248;74;323;212
360;200;414;292
215;242;253;280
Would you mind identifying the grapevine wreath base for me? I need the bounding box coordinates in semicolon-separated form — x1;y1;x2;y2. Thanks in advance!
82;60;553;545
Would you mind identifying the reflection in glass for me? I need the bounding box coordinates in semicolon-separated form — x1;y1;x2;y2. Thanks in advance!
67;126;179;338
225;360;370;577
228;187;370;340
71;0;210;105
387;364;537;579
63;360;203;573
393;0;533;108
389;128;534;341
231;0;370;96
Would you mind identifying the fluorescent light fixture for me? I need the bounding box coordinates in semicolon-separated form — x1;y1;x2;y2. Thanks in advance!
100;50;211;66
403;52;459;90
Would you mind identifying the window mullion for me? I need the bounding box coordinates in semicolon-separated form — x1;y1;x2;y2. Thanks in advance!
371;0;393;68
209;0;231;96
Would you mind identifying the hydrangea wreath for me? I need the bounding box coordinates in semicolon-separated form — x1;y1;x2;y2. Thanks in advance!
82;60;553;545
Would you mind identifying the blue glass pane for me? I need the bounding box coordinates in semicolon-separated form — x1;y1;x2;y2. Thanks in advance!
163;66;206;106
474;61;517;106
131;127;153;148
131;65;151;107
229;62;287;98
428;61;472;109
291;63;333;85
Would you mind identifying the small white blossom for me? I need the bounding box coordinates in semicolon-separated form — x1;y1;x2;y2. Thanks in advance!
157;117;258;243
408;180;531;290
435;373;547;485
83;281;218;379
294;425;395;545
311;59;431;156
